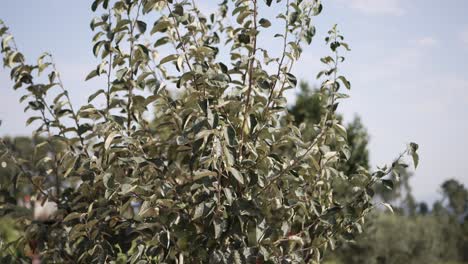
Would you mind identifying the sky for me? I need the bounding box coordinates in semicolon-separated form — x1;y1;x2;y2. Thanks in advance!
0;0;467;205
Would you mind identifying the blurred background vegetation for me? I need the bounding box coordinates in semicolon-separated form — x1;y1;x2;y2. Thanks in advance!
1;82;466;263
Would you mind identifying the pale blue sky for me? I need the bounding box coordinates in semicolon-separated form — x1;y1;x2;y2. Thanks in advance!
1;0;467;205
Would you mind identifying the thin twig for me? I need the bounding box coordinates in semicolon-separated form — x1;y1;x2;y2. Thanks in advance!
239;0;258;158
126;0;143;132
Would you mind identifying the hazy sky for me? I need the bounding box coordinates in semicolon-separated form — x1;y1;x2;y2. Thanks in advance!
1;0;467;205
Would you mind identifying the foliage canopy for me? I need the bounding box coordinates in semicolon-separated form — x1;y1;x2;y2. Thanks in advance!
0;0;418;263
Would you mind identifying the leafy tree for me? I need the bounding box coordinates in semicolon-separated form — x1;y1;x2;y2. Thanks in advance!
0;0;418;263
0;136;47;200
289;82;323;139
437;179;468;262
440;179;468;217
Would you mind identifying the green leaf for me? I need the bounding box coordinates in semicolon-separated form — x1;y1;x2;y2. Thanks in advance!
411;151;419;169
337;76;351;90
63;156;78;178
93;41;105;57
193;170;217;181
151;20;171;34
228;167;244;185
88;89;105;103
173;4;184;16
105;131;118;150
26;116;41;126
136;20;147;34
238;33;250;44
259;18;271;28
382;179;394;190
193;203;204;220
176;135;188;145
85;69;99;81
409;142;419;168
285;73;297;87
154;37;170;48
381;202;394;214
63;212;83;222
160;54;178;65
236;10;251;25
340;42;351;51
214;219;222;239
91;0;102;11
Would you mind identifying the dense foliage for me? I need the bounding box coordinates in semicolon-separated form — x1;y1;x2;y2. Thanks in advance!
0;0;418;263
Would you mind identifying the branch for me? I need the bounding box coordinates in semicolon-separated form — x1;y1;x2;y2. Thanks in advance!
48;54;87;152
166;1;204;97
239;0;258;158
126;0;143;132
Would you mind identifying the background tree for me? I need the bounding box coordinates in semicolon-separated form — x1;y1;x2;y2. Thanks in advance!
0;137;48;260
440;179;468;216
290;82;370;175
437;179;468;261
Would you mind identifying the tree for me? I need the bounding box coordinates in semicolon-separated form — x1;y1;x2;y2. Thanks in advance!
0;136;47;200
289;82;370;175
437;179;468;262
0;136;49;260
440;179;468;217
0;0;418;263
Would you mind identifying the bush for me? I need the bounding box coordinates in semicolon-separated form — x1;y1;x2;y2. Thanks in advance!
0;0;417;262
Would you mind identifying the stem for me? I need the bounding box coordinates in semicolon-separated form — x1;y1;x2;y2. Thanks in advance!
166;2;204;97
106;8;113;117
49;55;87;152
252;6;314;143
126;1;143;132
54;153;61;198
239;0;258;158
260;28;343;194
7;35;60;137
266;0;290;109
